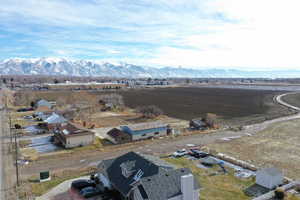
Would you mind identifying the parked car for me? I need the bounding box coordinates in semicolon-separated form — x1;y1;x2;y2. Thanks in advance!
17;108;34;112
71;179;96;191
173;149;188;157
189;149;209;158
80;186;102;198
24;115;33;119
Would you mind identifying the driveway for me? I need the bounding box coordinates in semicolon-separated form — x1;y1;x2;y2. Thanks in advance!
36;176;89;200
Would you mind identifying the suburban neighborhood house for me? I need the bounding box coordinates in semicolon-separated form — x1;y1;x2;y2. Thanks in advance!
34;99;53;111
256;167;284;189
120;121;169;141
97;152;200;200
44;112;67;130
53;122;95;148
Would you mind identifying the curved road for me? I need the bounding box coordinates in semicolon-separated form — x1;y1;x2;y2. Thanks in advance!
275;92;300;111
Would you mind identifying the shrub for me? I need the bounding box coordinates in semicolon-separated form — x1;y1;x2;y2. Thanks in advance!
136;105;163;118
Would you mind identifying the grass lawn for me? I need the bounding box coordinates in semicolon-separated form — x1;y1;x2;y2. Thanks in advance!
19;167;96;199
10;110;39;128
164;157;254;200
164;158;300;200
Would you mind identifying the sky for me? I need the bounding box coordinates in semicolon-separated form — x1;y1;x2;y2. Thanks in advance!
1;0;300;70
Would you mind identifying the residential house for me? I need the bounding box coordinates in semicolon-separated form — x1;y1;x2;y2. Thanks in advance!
256;167;284;189
35;99;53;111
97;152;200;200
120;121;168;141
34;111;52;121
54;122;95;148
107;128;132;144
189;118;207;130
44;112;67;130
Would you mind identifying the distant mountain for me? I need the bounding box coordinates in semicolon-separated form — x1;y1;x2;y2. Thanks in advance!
1;57;300;78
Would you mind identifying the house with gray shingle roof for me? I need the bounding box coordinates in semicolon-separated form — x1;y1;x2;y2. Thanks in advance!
97;152;200;200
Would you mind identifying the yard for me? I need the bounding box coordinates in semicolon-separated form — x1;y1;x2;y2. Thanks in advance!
207;118;300;180
18;167;96;199
165;157;300;200
164;157;254;200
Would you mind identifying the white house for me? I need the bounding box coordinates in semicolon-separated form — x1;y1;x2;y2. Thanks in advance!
256;167;283;189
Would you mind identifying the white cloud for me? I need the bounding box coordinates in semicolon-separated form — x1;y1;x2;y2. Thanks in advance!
149;0;300;69
1;0;300;69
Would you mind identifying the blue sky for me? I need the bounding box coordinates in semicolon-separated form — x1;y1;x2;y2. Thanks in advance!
1;0;300;69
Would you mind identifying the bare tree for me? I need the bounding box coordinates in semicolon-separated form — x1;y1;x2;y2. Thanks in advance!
99;94;124;107
136;105;163;118
204;113;218;128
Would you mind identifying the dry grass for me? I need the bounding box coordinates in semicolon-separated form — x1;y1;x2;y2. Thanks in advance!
18;167;96;199
164;157;254;200
19;140;32;148
207;118;300;179
21;148;39;161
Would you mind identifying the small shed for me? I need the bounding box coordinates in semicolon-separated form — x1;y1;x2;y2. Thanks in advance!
256;167;283;189
106;128;131;144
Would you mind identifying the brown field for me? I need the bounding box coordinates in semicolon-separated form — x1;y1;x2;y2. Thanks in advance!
118;87;292;126
17;87;293;126
207;118;300;179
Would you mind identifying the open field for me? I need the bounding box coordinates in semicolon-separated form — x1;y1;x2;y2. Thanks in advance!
207;118;300;180
118;87;293;126
17;87;294;126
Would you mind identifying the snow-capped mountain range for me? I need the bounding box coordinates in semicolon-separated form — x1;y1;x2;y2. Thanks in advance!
1;57;300;78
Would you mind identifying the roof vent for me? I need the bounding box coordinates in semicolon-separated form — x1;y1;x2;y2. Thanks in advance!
181;169;185;173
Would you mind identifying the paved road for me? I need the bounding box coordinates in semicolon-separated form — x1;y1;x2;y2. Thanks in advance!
21;92;300;179
0;96;17;200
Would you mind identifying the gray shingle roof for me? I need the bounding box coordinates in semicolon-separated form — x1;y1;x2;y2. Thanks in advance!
259;167;282;176
140;168;200;200
97;152;200;199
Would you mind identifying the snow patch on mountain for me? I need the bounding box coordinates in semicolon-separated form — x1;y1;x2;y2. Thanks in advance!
1;58;300;78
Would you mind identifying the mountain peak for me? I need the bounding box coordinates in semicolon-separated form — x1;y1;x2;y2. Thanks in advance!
0;57;299;78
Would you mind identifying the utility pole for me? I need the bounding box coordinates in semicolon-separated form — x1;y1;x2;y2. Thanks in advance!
9;113;12;145
14;130;19;186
